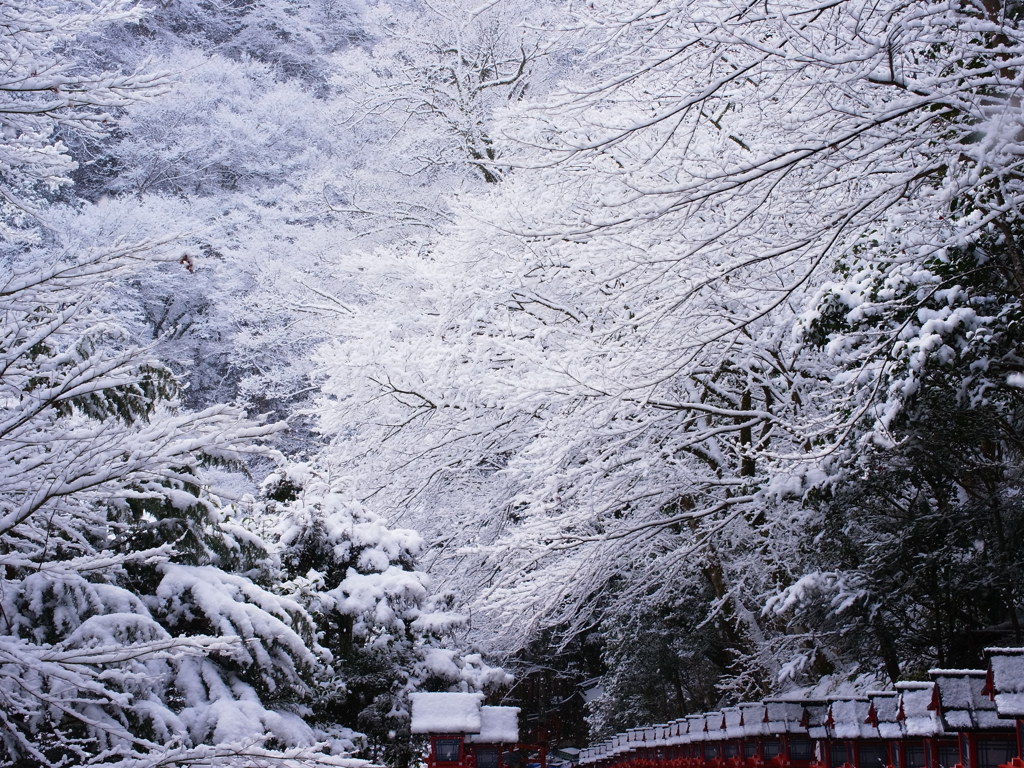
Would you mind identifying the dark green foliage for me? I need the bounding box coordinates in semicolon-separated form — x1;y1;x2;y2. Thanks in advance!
587;604;727;739
791;205;1024;682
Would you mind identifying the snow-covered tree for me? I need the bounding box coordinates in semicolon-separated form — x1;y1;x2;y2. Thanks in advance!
262;463;512;767
0;0;165;235
326;0;567;237
82;44;358;416
311;0;1024;718
0;3;364;764
0;235;366;764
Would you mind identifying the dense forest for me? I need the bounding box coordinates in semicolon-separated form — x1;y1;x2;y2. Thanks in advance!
1;0;1023;765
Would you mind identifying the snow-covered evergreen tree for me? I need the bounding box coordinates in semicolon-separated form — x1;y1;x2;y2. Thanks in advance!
1;3;359;764
262;463;511;766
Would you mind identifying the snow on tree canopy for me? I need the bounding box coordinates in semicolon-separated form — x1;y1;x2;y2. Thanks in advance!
465;706;520;744
409;692;484;734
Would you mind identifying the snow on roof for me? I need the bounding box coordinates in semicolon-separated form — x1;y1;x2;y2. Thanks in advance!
996;692;1024;719
828;699;877;739
802;701;830;739
688;713;712;742
867;691;903;739
988;647;1024;718
710;711;728;737
611;733;625;754
723;706;744;739
664;718;687;746
737;703;767;738
656;722;672;747
645;724;667;747
762;699;806;734
930;669;1010;731
465;706;520;743
896;682;945;737
635;725;656;744
410;692;484;734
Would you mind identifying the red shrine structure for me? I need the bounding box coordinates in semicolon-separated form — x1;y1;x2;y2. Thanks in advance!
411;692;547;768
578;646;1024;768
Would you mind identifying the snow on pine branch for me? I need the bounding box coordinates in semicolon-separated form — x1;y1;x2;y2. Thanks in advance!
0;235;323;763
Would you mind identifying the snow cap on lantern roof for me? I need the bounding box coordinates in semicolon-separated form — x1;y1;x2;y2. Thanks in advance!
684;716;699;744
465;706;520;744
800;701;830;740
713;710;728;733
986;647;1024;719
663;718;687;747
610;733;624;754
703;712;724;740
687;713;710;742
651;722;671;746
762;699;807;734
410;692;484;734
692;712;716;741
867;690;903;740
723;706;745;739
826;698;876;740
668;720;683;743
895;681;946;737
739;702;768;738
929;669;1009;732
645;724;662;746
656;721;672;747
676;717;693;746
